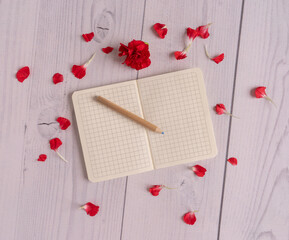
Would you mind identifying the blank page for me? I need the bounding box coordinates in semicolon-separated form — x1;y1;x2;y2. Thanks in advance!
137;68;217;168
72;81;153;182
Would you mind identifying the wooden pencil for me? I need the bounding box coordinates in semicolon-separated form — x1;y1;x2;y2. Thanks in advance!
96;95;164;134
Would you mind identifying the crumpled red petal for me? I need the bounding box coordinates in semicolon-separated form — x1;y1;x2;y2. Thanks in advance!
82;32;94;42
72;65;86;79
38;154;47;162
211;53;224;64
153;23;168;39
16;66;30;82
81;202;99;216
187;28;199;41
52;73;64;84
192;165;207;177
183;211;197;225
228;157;238;166
174;51;187;60
255;86;267;98
56;117;71;130
49;138;62;151
196;23;211;39
102;47;114;54
215;104;226;115
149;185;163;196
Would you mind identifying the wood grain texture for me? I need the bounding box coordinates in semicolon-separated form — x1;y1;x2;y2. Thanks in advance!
121;0;243;239
218;0;289;239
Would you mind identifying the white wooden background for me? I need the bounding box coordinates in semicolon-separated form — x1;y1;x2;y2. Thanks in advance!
0;0;288;239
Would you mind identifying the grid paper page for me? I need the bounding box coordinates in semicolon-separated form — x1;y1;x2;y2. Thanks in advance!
137;68;217;168
72;81;153;182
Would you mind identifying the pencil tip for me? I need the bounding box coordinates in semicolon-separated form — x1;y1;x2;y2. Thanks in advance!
162;132;164;134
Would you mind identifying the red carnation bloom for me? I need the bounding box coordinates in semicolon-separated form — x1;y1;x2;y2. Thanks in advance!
118;40;151;70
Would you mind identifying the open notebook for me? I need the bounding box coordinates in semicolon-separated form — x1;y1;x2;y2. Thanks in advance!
72;68;217;182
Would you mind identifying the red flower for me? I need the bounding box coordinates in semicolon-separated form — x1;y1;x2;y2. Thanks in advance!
255;86;276;107
174;51;187;60
205;46;224;64
118;40;151;70
153;23;168;39
82;32;94;42
72;52;96;79
102;47;114;54
49;138;68;163
196;23;212;39
215;103;238;118
149;185;163;196
52;73;63;84
192;165;207;177
80;202;99;216
183;211;197;225
37;154;47;162
16;66;30;82
56;117;71;130
187;27;199;41
228;157;237;166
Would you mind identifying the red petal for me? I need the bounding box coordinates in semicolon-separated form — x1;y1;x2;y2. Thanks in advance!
52;73;63;84
16;66;30;82
56;117;71;130
82;32;94;42
174;51;187;60
153;23;168;39
192;165;207;177
149;185;163;196
228;157;238;166
215;103;226;115
211;53;224;64
49;138;62;151
255;86;267;98
81;202;99;216
187;28;199;40
72;65;86;79
37;154;47;162
196;24;211;39
102;47;114;54
183;211;197;225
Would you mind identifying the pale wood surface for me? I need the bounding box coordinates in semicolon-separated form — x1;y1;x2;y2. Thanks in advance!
0;0;288;240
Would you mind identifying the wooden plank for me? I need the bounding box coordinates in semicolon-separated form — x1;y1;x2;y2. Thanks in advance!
121;0;243;239
0;0;145;239
219;0;289;239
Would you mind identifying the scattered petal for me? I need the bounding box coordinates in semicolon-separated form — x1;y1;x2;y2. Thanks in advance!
16;66;30;82
183;211;197;225
204;46;224;64
82;32;94;42
56;117;71;130
37;154;47;162
192;165;207;177
80;202;99;216
174;51;187;60
102;47;114;54
49;138;62;151
196;23;212;39
254;86;276;107
187;27;199;41
215;103;239;118
52;73;64;84
153;23;168;39
228;157;238;166
72;53;96;79
149;185;163;196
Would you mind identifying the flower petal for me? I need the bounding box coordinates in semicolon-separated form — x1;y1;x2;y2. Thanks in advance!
196;23;211;39
228;157;237;166
49;138;62;151
72;65;86;79
16;66;30;82
255;86;267;98
153;23;168;39
174;51;187;60
102;47;114;54
215;104;226;115
183;211;197;225
52;73;64;84
192;165;207;177
81;202;99;216
82;32;94;42
149;185;163;196
56;117;71;130
187;27;199;41
211;53;224;64
37;154;47;162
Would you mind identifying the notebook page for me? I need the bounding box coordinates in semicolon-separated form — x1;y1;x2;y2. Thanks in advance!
72;81;153;182
137;68;217;169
